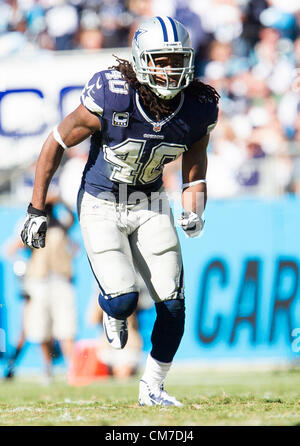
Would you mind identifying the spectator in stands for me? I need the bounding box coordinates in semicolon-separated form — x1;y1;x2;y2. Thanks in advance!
98;0;132;48
77;15;104;50
44;1;79;51
4;193;77;381
2;249;30;379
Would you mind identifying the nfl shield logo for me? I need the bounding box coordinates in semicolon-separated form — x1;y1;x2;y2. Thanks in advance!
153;123;161;132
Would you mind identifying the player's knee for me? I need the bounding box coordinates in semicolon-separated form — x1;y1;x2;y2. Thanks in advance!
98;291;139;320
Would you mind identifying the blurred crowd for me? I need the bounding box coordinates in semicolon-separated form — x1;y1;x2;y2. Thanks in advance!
1;0;300;199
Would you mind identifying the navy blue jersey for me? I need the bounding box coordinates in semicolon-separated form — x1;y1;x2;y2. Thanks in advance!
80;69;218;199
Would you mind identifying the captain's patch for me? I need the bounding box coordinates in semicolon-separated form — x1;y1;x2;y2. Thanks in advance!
112;112;129;127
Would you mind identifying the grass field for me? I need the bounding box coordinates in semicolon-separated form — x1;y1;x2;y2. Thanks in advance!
0;367;299;426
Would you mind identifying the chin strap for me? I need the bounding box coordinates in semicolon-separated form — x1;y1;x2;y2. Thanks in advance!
150;86;181;100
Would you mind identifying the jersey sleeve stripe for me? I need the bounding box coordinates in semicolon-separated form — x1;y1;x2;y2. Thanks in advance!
80;94;103;116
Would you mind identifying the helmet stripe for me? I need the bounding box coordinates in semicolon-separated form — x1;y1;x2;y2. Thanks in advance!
167;17;179;42
156;16;168;42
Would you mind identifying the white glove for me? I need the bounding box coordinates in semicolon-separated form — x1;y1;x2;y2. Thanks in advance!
177;211;204;238
20;204;47;249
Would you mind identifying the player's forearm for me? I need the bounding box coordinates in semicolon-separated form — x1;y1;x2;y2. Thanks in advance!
182;182;207;216
181;136;208;216
31;134;64;210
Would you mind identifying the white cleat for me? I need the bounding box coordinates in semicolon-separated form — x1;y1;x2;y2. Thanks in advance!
138;380;183;407
103;311;128;349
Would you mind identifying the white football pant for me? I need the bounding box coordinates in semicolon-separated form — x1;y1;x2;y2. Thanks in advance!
78;188;184;303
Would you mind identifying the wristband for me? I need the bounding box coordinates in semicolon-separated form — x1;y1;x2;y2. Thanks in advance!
182;179;207;189
53;125;69;150
27;203;47;217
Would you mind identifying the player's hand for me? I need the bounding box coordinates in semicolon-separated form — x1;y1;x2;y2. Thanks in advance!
177;211;204;238
20;204;47;249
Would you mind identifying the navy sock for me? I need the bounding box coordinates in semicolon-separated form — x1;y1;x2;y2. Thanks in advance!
150;299;185;363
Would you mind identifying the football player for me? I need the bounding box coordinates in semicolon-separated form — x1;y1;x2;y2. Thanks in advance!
21;16;219;406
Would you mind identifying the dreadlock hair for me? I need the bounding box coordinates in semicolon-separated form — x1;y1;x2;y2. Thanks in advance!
110;56;220;122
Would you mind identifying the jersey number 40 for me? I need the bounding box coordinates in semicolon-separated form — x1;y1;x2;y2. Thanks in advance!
103;138;187;185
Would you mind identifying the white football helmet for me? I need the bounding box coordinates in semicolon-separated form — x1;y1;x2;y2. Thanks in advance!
131;16;194;100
